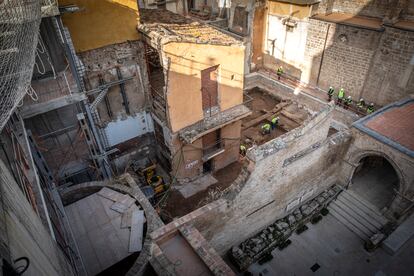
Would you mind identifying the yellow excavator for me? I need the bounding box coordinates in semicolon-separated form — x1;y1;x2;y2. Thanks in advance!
139;163;166;195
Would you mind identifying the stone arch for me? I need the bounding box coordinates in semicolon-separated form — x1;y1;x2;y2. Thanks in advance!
347;150;405;213
348;150;406;194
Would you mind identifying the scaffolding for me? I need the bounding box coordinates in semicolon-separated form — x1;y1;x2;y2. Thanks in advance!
0;0;42;131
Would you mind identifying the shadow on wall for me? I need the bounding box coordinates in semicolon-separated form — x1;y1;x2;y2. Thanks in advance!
59;0;140;52
308;0;414;106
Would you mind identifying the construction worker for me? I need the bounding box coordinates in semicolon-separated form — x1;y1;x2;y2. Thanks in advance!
337;88;345;105
271;116;279;130
240;144;247;156
367;103;375;114
277;66;284;80
261;123;271;135
344;96;352;110
327;86;335;101
357;98;365;109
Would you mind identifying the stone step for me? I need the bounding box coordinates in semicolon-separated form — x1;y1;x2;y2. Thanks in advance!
342;190;388;226
336;194;384;230
329;207;370;241
329;201;375;239
333;198;379;233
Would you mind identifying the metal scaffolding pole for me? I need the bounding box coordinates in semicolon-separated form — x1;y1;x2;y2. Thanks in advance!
55;16;111;178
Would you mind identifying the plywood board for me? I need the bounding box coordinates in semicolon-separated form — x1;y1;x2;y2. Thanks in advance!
129;210;144;252
65;192;133;275
111;194;136;214
97;187;125;202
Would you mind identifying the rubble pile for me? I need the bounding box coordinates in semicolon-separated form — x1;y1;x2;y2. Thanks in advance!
229;184;342;271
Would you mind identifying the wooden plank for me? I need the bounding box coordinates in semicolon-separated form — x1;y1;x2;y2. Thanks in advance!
129;210;145;252
111;202;128;214
98;194;122;220
242;101;291;129
111;194;136;214
121;205;146;229
97;187;125;202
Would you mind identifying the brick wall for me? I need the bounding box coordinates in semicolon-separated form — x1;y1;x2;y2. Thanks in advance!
303;18;414;106
317;0;404;19
316;22;381;99
362;26;414;105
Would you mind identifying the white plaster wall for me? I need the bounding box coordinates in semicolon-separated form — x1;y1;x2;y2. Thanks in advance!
266;15;308;68
105;112;154;147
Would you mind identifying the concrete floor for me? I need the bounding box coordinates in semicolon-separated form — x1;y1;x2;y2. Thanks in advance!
248;214;414;276
350;163;398;211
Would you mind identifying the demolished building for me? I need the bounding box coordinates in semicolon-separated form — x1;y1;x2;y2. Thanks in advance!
1;0;414;275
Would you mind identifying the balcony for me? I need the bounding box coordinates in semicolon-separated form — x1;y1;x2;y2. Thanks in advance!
179;104;252;144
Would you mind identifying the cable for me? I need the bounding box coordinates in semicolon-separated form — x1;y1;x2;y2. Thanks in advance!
26;85;39;102
14;256;30;275
34;32;57;79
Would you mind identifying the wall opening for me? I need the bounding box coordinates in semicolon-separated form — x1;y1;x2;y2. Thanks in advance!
201;65;219;113
350;155;399;211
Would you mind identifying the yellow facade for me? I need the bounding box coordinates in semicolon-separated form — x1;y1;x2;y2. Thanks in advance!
268;1;311;19
59;0;139;52
162;42;245;133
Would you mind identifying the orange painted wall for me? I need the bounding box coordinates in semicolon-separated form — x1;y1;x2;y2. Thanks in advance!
59;0;139;52
163;42;245;133
252;6;266;66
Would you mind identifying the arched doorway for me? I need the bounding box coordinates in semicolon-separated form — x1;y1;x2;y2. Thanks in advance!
350;155;399;212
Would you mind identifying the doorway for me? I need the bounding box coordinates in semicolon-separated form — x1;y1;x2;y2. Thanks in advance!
203;159;213;173
350;155;399;211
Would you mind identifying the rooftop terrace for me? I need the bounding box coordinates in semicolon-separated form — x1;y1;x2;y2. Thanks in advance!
353;98;414;158
138;9;242;46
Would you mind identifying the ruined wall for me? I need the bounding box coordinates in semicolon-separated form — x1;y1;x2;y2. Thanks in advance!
163;42;245;132
190;103;352;254
80;41;152;149
0;159;73;275
59;0;140;52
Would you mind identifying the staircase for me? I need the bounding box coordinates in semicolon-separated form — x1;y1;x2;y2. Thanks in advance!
329;189;389;240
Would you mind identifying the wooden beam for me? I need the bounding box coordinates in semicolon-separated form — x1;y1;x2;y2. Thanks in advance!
242;101;291;130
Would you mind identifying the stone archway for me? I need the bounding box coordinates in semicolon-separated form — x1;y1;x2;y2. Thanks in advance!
350;155;400;212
